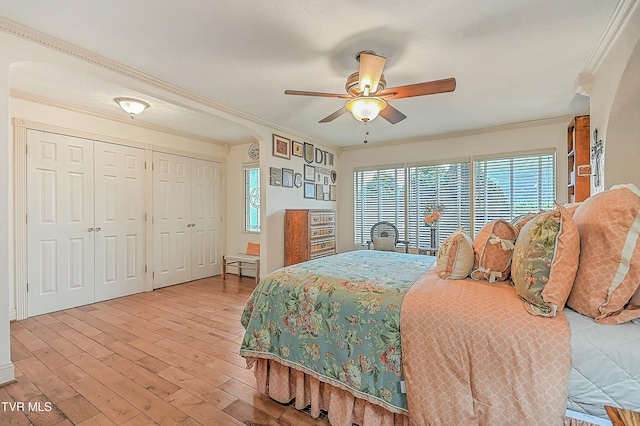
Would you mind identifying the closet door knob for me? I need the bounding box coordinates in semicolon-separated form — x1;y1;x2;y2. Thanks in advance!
95;227;101;232
87;227;94;232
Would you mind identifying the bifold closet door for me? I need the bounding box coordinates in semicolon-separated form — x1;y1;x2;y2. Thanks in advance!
27;130;95;317
153;152;192;288
190;158;222;280
93;141;146;302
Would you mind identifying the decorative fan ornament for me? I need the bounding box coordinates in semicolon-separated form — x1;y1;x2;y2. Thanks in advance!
285;50;456;124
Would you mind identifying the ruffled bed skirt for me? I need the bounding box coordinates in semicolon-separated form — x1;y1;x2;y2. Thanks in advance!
250;358;409;426
249;357;602;426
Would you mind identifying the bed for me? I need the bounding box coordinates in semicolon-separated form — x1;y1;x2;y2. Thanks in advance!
239;250;640;426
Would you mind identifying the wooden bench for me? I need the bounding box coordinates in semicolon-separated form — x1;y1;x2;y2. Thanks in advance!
223;243;260;285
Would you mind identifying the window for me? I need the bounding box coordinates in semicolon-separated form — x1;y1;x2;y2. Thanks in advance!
353;152;555;248
244;164;260;232
407;162;471;248
354;166;405;246
473;152;555;234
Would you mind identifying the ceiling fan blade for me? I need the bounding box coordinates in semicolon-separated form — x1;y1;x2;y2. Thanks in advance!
379;77;456;99
284;89;352;99
319;106;349;123
379;104;407;124
358;52;386;93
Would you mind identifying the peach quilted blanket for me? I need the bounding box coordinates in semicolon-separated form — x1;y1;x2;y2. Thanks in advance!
401;268;572;425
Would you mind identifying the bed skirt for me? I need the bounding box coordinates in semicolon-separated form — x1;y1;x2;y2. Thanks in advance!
249;357;606;426
250;358;409;426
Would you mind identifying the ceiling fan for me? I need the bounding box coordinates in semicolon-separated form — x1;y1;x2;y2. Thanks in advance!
284;50;456;125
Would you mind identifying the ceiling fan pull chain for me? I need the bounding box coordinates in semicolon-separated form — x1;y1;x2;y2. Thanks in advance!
363;121;369;144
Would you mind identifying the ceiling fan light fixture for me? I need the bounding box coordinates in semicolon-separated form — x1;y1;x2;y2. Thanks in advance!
114;97;150;119
346;97;387;122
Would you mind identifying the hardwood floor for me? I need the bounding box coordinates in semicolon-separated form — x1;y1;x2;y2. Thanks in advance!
3;275;329;425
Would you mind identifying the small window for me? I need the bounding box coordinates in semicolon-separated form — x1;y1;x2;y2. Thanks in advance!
244;164;260;232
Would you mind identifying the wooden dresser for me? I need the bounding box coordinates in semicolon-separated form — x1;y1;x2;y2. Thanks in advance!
284;209;336;266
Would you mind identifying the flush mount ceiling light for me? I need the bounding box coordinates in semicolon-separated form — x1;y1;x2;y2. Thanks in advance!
114;97;150;119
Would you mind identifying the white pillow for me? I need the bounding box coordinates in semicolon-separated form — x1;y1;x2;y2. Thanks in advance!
436;229;474;280
373;236;397;252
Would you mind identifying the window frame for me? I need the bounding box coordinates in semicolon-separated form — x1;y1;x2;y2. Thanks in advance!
244;162;260;233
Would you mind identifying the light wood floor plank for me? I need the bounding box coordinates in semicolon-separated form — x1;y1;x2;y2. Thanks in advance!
5;275;329;425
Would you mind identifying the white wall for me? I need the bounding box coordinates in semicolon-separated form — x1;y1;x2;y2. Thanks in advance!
336;118;572;253
226;142;260;258
590;4;640;190
262;136;337;273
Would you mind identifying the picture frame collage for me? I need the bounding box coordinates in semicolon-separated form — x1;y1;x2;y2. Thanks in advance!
270;134;337;201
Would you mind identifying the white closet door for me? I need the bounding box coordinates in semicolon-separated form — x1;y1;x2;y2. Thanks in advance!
94;141;146;302
191;159;222;280
153;152;192;288
27;130;95;316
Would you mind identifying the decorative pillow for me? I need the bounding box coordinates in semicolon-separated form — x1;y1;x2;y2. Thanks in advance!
512;207;580;317
373;236;397;252
471;219;518;282
567;184;640;324
246;242;260;256
436;229;474;280
631;286;640;306
563;202;581;218
512;211;542;234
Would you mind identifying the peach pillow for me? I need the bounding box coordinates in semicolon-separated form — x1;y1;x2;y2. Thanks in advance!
512;207;580;317
631;286;640;306
436;229;474;280
471;219;518;282
246;242;260;256
567;184;640;324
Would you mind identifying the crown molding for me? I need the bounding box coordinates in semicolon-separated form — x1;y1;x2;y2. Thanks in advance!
341;115;575;152
580;0;639;82
0;17;320;143
10;89;228;146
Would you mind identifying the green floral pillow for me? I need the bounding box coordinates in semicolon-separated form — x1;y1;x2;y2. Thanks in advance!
512;207;580;317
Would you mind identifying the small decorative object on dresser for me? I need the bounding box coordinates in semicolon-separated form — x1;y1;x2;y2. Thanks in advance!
284;209;336;266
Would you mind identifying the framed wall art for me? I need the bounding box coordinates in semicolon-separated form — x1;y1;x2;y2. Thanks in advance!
272;134;291;159
282;168;294;188
315;184;323;200
304;164;315;181
292;140;304;157
304;182;315;199
304;142;314;164
270;167;282;186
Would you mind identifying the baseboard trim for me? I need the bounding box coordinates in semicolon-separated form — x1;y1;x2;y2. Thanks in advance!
9;309;16;321
0;362;15;386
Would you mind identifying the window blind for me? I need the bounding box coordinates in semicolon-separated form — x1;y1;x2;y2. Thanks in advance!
354;167;405;245
407;162;471;248
473;153;555;234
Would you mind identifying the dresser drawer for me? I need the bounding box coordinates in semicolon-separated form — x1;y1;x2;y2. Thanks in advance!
309;211;335;226
310;226;335;239
310;238;335;255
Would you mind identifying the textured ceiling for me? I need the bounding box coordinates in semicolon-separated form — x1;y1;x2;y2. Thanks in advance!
1;0;619;147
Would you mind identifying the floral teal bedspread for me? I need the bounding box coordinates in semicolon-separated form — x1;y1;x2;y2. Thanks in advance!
240;250;435;412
